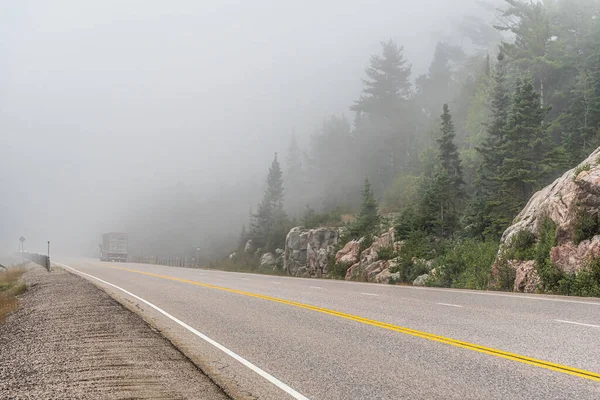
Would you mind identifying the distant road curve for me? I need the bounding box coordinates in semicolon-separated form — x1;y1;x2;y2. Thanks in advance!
56;259;600;400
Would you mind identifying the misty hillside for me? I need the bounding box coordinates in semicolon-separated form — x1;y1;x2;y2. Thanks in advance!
4;0;600;277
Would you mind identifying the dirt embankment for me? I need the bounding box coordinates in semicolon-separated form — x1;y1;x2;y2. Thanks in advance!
0;267;230;400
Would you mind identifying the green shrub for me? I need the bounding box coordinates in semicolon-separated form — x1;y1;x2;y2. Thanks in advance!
505;230;536;260
573;163;591;180
553;258;600;297
430;239;498;289
389;231;437;283
377;246;396;261
571;207;600;245
493;259;517;291
533;218;564;292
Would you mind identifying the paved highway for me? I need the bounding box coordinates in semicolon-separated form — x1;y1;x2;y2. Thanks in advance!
55;259;600;399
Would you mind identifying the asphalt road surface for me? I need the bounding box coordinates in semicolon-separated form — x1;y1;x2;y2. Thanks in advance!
54;259;600;400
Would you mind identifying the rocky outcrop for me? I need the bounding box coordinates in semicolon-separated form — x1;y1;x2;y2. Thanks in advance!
244;240;254;253
260;252;277;269
413;274;429;286
511;260;540;293
284;227;309;276
343;228;404;283
335;239;362;265
549;236;600;274
494;147;600;291
499;147;600;248
284;227;339;277
306;228;339;276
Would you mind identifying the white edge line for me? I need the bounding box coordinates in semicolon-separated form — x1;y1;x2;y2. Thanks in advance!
270;282;282;285
360;292;378;296
436;303;463;308
555;319;600;328
309;286;322;289
54;262;309;400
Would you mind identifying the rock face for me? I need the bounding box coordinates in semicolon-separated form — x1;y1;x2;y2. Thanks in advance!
260;252;277;269
511;260;539;293
335;239;362;265
306;228;339;276
495;147;600;291
344;228;404;283
284;227;309;276
549;236;600;274
284;227;339;277
413;274;429;286
499;147;600;248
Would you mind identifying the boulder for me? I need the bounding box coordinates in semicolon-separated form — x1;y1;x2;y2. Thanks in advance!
284;227;339;277
306;228;339;277
512;260;540;293
229;252;237;260
260;253;277;269
345;262;360;280
244;240;254;253
413;274;429;286
374;269;400;284
364;260;388;281
275;248;284;255
343;228;399;282
284;227;309;276
549;235;600;274
335;239;362;265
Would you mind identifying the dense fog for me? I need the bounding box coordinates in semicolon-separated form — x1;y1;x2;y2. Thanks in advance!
1;0;504;259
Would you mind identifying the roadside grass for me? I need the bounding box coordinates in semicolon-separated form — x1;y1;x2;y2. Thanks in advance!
0;266;26;321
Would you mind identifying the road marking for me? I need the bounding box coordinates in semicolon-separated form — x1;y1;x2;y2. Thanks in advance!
360;292;378;296
555;319;600;328
437;303;463;308
216;275;226;278
309;286;322;290
88;265;600;383
394;285;600;306
241;278;251;281
55;263;309;400
270;282;282;285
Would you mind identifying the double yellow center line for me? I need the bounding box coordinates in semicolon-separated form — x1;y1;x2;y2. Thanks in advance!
107;265;600;382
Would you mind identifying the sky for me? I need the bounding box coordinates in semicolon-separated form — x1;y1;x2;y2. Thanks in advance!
0;0;502;256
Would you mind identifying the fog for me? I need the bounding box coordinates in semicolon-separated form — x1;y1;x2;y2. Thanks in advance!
0;0;502;259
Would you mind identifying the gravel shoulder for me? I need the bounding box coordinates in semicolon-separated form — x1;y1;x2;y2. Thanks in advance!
0;266;230;400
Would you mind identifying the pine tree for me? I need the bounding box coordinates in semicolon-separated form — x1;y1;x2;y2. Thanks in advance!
467;54;512;238
351;178;380;238
252;153;286;249
500;75;550;219
351;39;411;118
267;153;284;211
351;39;413;188
434;104;465;237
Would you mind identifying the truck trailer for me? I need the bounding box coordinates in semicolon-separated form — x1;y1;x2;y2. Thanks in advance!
100;232;128;262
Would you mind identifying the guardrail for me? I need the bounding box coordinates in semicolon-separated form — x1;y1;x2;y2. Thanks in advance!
15;251;51;272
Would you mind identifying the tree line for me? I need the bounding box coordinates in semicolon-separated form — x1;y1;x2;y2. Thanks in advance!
234;0;600;278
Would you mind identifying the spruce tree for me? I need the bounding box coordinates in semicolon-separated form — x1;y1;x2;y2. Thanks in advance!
435;104;465;237
351;178;380;238
252;153;286;249
467;54;511;238
500;75;550;219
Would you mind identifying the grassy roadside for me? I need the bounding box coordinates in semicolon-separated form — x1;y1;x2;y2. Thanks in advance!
0;265;27;321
